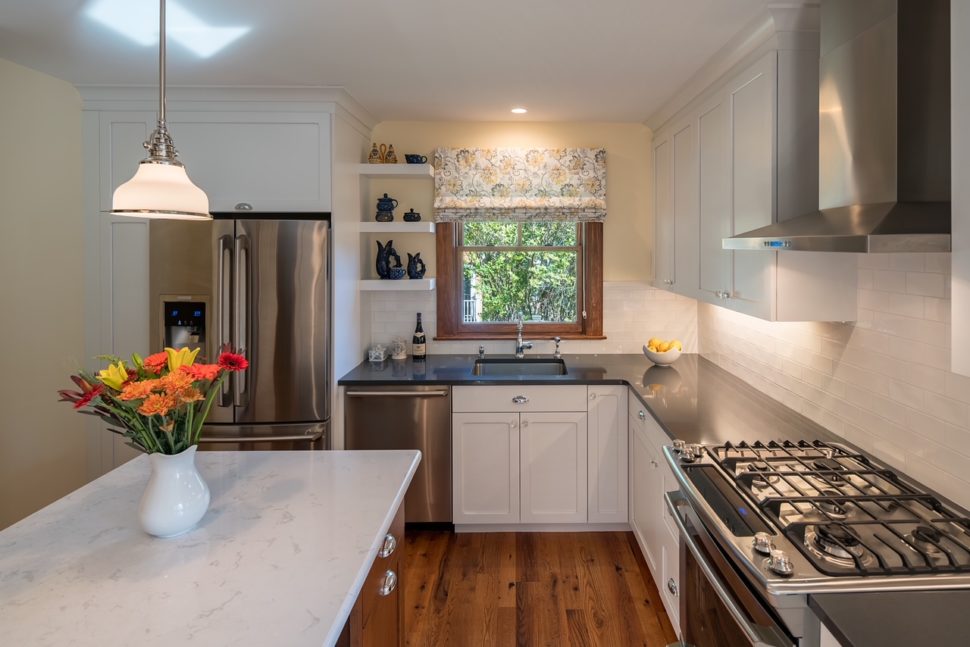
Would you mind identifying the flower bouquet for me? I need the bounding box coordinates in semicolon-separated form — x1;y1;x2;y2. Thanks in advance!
60;346;248;537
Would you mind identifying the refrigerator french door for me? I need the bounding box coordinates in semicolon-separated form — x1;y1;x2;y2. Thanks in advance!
150;215;330;450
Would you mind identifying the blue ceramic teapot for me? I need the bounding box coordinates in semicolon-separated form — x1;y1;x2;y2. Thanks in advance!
376;193;398;212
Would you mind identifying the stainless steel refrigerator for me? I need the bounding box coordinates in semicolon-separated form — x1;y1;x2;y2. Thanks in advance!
149;215;330;450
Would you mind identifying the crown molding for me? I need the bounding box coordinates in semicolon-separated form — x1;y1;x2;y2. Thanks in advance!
644;0;819;132
76;84;376;130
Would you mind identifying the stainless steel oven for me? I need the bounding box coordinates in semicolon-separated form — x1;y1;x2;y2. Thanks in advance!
666;491;795;647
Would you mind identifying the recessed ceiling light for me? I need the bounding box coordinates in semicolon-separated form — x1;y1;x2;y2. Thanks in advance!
510;107;528;114
86;0;250;59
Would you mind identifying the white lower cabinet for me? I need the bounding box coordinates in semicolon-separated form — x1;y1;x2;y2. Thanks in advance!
520;412;588;523
628;391;681;633
453;413;519;524
452;385;626;526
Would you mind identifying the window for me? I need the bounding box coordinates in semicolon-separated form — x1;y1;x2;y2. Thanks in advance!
436;221;603;339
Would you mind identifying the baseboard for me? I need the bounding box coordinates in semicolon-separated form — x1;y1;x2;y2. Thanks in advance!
454;522;631;533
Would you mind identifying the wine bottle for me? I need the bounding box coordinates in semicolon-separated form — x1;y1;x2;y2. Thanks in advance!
412;312;427;360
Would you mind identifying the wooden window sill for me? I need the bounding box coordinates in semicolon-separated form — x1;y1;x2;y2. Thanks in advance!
433;334;607;341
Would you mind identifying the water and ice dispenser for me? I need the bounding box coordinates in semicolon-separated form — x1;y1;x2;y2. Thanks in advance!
161;299;207;350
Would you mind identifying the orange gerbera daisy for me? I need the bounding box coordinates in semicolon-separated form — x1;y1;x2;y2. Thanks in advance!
143;352;168;374
160;371;194;395
119;379;160;401
138;393;178;417
181;363;222;382
178;387;204;404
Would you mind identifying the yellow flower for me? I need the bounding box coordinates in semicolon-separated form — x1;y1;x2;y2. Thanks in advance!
97;362;128;391
165;347;200;373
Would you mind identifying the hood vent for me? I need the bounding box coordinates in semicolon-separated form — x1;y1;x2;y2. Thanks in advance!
725;0;951;253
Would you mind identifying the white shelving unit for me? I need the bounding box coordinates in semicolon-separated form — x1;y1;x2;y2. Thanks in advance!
359;278;436;291
357;163;436;292
356;163;434;179
359;221;435;234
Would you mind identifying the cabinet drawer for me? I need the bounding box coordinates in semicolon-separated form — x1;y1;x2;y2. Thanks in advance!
453;385;588;413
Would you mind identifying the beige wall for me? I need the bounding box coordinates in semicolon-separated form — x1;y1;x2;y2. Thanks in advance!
368;121;653;281
0;59;87;528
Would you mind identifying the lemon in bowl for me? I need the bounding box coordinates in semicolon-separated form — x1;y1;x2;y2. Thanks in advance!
643;338;682;366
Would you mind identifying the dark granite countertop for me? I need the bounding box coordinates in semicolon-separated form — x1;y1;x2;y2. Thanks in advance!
339;353;970;642
810;591;970;647
339;353;840;445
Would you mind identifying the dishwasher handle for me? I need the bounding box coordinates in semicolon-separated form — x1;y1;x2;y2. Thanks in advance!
346;390;450;397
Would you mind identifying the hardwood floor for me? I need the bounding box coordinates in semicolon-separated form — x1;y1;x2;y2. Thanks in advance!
404;530;677;646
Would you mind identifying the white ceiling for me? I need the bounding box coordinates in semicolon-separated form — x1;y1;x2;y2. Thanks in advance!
0;0;768;122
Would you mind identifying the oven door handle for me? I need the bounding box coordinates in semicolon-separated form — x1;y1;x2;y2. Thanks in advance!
665;492;792;647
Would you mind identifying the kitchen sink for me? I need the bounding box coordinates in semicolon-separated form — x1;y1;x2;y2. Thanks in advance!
472;358;568;376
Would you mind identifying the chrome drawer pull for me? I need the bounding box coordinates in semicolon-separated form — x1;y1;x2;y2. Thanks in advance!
667;578;678;596
379;533;397;558
638;410;646;420
511;395;529;404
379;570;397;597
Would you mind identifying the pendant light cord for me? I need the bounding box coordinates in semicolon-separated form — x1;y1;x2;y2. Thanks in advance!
159;0;166;125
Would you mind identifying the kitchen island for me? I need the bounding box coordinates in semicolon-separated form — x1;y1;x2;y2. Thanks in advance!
0;449;420;647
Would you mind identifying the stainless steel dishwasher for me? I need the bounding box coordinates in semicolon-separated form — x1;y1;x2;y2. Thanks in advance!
344;385;452;523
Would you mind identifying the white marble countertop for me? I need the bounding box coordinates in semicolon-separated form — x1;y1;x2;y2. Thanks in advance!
0;449;421;647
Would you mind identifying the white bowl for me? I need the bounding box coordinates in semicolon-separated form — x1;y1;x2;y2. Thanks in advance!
643;344;682;366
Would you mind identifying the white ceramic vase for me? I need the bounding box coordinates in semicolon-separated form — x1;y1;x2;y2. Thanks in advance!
138;445;210;538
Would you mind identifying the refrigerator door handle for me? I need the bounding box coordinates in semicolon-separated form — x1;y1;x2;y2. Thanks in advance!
217;234;233;408
233;234;250;408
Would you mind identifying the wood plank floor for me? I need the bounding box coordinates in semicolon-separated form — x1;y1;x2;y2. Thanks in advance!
404;530;677;647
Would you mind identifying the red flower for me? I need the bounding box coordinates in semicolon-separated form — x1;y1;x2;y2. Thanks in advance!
143;352;168;374
73;384;104;410
181;363;223;382
218;352;249;372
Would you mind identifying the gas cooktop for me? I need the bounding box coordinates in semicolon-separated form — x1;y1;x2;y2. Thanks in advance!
669;439;970;594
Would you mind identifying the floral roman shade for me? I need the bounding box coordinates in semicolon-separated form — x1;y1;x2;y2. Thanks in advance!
433;148;606;222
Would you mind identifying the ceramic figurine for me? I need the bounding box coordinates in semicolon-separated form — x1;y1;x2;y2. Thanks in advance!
407;252;427;279
379;143;388;162
368;142;383;164
385;144;398;164
375;193;398;222
403;208;421;222
376;240;402;279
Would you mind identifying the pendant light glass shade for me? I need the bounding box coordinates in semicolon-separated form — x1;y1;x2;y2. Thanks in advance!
110;0;211;221
112;161;210;220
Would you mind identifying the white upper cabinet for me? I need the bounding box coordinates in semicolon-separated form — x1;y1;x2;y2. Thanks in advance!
650;42;857;321
100;111;332;213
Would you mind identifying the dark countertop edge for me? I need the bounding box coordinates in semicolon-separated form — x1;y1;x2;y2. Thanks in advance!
807;596;855;647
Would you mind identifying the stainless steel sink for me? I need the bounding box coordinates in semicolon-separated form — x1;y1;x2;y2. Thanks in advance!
472;358;568;376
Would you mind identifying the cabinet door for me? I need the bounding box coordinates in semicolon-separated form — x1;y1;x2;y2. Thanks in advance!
653;133;675;289
729;53;776;315
672;119;700;298
453;413;519;524
520;412;588;524
697;95;733;299
630;410;661;574
661;534;681;637
587;386;628;523
168;112;332;212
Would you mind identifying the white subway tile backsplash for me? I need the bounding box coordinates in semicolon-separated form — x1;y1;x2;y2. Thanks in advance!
699;253;970;509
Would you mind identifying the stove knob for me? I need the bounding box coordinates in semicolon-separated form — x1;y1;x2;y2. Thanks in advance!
768;549;794;577
752;532;774;556
672;439;686;453
680;447;697;463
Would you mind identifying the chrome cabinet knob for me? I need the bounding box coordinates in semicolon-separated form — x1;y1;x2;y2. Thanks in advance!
667;578;678;596
512;395;529;404
378;570;398;596
589;392;597;400
753;532;774;556
379;533;397;558
638;410;646;420
768;549;794;577
234;202;253;211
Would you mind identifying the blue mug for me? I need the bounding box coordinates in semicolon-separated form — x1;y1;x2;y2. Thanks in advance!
404;154;428;164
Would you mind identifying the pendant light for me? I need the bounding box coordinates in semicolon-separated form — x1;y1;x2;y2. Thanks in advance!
111;0;210;220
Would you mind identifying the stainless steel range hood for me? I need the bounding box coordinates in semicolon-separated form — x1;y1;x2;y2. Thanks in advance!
725;0;951;253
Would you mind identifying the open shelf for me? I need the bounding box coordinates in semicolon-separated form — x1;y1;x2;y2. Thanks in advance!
359;278;436;291
359;221;435;234
356;163;434;179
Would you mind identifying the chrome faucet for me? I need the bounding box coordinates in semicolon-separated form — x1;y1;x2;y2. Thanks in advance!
514;316;533;359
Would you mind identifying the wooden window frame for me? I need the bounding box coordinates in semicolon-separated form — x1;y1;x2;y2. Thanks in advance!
435;221;604;340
